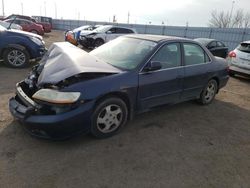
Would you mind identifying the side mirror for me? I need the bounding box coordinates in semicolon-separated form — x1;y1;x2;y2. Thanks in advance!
144;61;162;72
106;31;112;34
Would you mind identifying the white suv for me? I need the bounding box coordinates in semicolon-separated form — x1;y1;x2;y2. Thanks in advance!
78;25;136;48
228;41;250;76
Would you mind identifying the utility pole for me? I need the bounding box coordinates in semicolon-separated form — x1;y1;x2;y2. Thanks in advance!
44;1;46;16
21;2;23;15
229;0;235;27
2;0;4;17
54;2;57;19
127;11;130;24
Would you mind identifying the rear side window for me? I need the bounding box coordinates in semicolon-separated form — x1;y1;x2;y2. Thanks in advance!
183;43;210;65
116;28;134;34
237;43;250;53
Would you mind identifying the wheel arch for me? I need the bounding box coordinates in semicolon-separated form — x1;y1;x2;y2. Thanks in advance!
210;76;220;93
1;44;29;56
94;92;133;121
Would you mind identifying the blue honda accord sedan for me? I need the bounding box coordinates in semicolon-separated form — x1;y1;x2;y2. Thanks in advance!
9;34;229;139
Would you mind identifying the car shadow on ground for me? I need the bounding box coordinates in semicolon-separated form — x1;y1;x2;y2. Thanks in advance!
1;99;249;187
230;75;250;83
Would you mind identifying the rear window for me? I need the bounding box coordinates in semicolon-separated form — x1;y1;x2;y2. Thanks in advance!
237;43;250;53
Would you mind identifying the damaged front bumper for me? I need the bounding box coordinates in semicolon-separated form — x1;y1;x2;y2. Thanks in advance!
9;81;93;140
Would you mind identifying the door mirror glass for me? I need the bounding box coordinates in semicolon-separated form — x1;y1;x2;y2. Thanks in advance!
144;61;162;72
106;31;112;34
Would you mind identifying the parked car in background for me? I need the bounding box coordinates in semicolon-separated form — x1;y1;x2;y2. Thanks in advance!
4;14;52;33
65;25;101;45
32;16;52;32
0;25;46;68
227;41;250;77
5;18;44;35
0;20;22;30
194;38;228;58
78;25;137;48
9;35;229;139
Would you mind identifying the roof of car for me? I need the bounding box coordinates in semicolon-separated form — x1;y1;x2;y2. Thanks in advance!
242;40;250;44
126;34;189;43
194;38;216;45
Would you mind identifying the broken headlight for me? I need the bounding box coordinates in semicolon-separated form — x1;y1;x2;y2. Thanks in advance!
32;89;81;104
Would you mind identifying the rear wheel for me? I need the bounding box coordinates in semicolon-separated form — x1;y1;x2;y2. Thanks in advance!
91;97;128;138
229;71;235;77
198;79;218;105
3;48;30;68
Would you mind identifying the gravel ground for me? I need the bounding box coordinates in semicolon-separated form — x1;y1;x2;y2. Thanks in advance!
0;30;250;188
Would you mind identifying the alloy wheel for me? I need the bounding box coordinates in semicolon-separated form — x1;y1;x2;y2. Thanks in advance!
96;104;123;133
7;50;26;67
204;82;216;103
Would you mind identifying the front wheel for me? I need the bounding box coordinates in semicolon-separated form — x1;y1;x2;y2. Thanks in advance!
3;48;30;68
91;97;128;138
198;79;218;105
31;30;38;34
94;38;104;47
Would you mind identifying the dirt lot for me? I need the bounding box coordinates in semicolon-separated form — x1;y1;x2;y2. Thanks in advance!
0;31;250;188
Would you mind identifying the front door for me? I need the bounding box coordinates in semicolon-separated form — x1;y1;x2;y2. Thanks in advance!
138;42;184;109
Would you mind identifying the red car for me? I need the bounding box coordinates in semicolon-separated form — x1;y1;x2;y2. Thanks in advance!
5;18;44;35
3;14;52;33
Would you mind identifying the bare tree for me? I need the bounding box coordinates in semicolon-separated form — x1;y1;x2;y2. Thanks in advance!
209;9;250;28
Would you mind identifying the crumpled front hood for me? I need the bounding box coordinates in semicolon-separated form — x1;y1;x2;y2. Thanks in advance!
37;42;121;85
79;30;95;36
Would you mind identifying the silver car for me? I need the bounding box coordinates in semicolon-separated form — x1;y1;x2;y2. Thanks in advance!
228;41;250;76
0;20;22;30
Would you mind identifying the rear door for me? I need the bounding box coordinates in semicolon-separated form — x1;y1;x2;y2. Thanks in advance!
182;42;212;100
138;42;184;109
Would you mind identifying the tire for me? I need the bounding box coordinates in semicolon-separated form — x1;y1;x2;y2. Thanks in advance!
94;38;104;47
31;30;38;34
198;79;218;105
3;48;30;68
91;97;128;138
229;71;235;77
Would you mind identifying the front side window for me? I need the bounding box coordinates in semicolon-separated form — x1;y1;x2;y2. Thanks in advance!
183;43;210;66
108;28;117;33
151;43;181;69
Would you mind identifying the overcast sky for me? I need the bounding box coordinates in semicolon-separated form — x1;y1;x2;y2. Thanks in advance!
1;0;250;26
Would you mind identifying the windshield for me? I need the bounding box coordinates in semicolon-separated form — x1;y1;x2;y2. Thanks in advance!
237;43;250;53
93;25;112;33
0;25;6;31
90;37;157;70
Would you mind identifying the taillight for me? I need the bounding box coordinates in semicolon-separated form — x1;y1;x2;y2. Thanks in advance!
228;51;236;58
